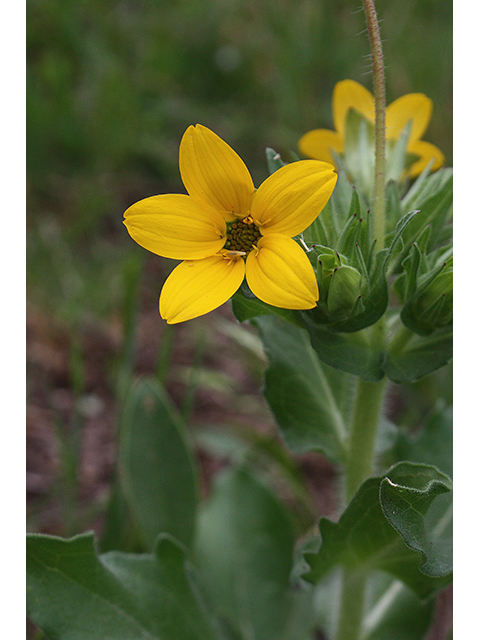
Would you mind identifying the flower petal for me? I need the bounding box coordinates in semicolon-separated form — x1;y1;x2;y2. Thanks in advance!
124;194;227;260
251;160;337;237
406;139;445;177
179;124;255;221
160;255;245;323
386;93;432;142
298;129;344;165
245;234;319;309
333;80;375;136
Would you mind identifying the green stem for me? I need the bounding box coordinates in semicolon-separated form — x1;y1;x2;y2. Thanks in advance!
363;0;386;249
335;569;369;640
335;374;387;640
345;376;387;502
335;4;388;638
388;322;414;355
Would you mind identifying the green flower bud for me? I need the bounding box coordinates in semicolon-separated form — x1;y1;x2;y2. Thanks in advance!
415;264;453;325
307;245;343;299
327;264;363;315
401;258;453;335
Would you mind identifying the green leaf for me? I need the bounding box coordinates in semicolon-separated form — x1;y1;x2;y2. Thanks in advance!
304;462;452;598
300;316;385;381
392;404;453;478
194;467;298;640
26;532;220;640
230;287;303;326
384;326;452;383
255;315;348;460
119;377;198;550
379;463;452;578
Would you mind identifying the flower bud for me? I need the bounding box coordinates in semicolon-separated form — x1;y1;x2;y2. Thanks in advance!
326;264;363;315
401;258;453;335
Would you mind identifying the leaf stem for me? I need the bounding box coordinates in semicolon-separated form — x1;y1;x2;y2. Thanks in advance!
363;0;386;249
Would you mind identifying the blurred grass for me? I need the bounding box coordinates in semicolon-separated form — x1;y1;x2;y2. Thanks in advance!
27;0;452;286
26;0;453;428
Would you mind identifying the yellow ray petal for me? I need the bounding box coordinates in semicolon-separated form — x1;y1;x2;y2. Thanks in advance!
179;124;255;221
160;254;245;323
124;194;226;260
386;93;432;142
298;129;344;165
333;80;375;136
406;139;445;177
251;160;337;237
245;234;319;309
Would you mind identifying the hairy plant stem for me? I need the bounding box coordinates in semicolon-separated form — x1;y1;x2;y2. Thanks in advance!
363;0;386;250
345;376;387;502
334;5;387;638
334;375;387;640
335;569;369;640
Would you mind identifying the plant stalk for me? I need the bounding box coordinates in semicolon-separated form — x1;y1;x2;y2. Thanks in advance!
363;0;386;249
335;3;388;638
345;376;387;502
334;375;387;640
335;569;369;640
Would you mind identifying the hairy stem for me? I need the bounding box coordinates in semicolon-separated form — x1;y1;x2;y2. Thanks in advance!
334;375;387;640
345;376;387;502
363;0;386;249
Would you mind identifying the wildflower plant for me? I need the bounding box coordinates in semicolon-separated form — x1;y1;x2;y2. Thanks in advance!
26;1;452;639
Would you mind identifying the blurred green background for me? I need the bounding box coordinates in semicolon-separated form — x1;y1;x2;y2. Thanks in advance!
27;0;452;325
26;0;452;538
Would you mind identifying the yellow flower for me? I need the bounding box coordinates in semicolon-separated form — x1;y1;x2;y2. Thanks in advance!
124;125;337;323
298;79;444;178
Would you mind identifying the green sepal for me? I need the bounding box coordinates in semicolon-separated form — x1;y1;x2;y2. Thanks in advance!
342;108;376;198
327;265;362;315
400;256;453;336
389;170;453;273
384;121;411;183
265;147;286;175
303;170;357;246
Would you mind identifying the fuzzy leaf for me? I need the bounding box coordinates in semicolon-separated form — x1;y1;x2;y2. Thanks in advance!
300;315;385;381
255;315;348;459
119;377;198;550
379;464;452;578
384;326;452;382
304;462;452;597
26;532;220;640
194;467;298;640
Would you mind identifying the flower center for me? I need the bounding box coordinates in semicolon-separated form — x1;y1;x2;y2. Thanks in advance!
223;216;261;255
